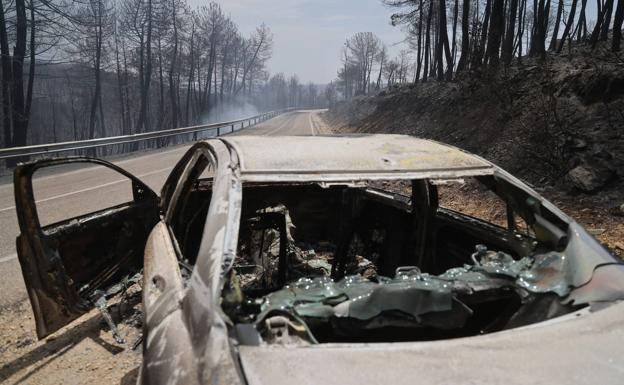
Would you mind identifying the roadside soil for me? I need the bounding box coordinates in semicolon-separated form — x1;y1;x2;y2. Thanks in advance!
0;286;143;385
436;180;624;259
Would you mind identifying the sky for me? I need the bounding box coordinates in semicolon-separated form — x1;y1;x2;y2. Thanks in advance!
187;1;603;85
194;0;407;84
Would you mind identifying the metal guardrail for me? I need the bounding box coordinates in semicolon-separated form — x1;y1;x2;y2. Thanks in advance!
0;109;291;161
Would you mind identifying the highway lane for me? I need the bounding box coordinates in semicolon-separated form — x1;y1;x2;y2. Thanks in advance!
229;108;330;136
0;110;327;308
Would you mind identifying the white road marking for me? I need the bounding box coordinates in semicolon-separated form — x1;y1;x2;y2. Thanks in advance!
0;146;188;192
0;253;17;263
308;113;315;135
0;166;172;214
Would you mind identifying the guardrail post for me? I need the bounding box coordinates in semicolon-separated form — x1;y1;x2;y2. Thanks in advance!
217;126;220;136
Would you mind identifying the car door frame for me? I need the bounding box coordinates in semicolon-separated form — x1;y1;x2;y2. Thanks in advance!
140;140;245;384
14;156;159;339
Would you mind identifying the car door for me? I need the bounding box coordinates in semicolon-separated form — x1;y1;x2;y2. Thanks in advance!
14;157;160;339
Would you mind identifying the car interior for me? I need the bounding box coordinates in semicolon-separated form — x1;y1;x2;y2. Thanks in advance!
175;173;580;345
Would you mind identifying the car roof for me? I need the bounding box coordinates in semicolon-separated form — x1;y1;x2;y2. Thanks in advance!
219;134;494;182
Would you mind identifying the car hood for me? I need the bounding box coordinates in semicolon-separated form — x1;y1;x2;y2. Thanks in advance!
238;301;624;385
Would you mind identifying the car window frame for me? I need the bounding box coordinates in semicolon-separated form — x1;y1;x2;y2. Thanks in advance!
163;144;219;259
15;156;157;236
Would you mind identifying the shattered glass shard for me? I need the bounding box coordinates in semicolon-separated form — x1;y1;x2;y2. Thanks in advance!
258;268;461;324
516;252;571;296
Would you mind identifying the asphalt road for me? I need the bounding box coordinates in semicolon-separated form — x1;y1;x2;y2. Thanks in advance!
0;109;328;309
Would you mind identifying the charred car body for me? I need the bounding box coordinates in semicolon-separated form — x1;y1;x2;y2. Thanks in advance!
14;135;624;384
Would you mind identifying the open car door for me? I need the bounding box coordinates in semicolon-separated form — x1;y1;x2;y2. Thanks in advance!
14;157;160;339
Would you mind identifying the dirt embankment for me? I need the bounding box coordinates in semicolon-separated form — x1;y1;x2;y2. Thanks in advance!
0;286;143;385
324;43;624;257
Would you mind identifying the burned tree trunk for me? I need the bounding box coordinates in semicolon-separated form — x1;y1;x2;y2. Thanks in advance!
423;0;433;81
485;0;505;66
114;25;127;136
590;0;614;46
89;1;104;140
437;0;453;80
476;0;492;67
9;0;29;150
138;0;153;134
502;0;519;65
576;0;588;41
614;0;624;51
451;0;459;67
185;25;195;126
558;0;578;52
0;0;13;148
530;0;550;57
456;0;471;72
548;0;564;51
415;0;424;81
600;0;615;40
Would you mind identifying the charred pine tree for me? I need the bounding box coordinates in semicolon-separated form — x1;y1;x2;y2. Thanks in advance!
12;0;29;148
600;0;615;40
0;0;13;148
137;0;154;134
376;47;386;89
451;0;459;67
25;0;34;127
437;0;453;80
185;23;195;125
423;0;433;81
516;0;527;60
614;0;624;51
589;0;614;47
168;0;179;129
530;0;551;57
114;20;128;136
431;5;438;77
548;0;564;51
415;0;424;81
456;0;471;72
475;0;491;68
502;0;519;65
485;0;505;66
557;0;578;52
75;0;111;141
1;0;30;159
576;0;588;40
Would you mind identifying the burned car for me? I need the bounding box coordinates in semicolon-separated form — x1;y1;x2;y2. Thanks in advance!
13;135;624;384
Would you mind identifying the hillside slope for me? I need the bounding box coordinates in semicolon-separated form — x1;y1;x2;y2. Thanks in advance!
327;45;624;193
325;44;624;256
